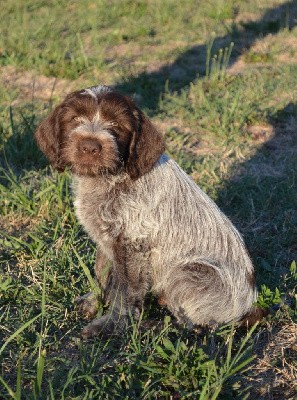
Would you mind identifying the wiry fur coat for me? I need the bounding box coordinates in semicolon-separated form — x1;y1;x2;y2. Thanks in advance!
35;85;261;338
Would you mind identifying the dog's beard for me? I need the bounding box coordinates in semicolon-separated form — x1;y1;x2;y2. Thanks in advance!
68;161;123;177
63;131;122;177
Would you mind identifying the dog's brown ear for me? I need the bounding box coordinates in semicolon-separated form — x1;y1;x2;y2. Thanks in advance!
126;108;165;180
35;105;66;171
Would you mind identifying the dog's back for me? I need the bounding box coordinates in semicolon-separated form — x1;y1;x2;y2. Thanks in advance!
123;154;258;325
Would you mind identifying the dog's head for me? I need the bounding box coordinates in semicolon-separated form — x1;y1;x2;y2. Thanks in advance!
35;85;165;179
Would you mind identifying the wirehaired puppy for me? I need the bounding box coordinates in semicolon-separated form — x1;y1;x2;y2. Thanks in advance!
35;85;263;338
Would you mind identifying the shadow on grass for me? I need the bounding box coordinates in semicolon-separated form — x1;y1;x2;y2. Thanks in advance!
1;0;296;167
0;5;296;399
217;102;297;286
0;104;47;175
115;0;297;286
115;0;297;111
1;1;296;284
1;106;295;290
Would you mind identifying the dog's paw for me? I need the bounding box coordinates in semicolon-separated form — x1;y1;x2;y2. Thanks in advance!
81;314;130;339
75;292;98;319
81;315;116;339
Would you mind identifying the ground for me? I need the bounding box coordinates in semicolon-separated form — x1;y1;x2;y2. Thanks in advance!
0;1;296;399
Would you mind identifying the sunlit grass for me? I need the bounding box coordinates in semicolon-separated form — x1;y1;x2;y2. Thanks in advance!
1;0;297;398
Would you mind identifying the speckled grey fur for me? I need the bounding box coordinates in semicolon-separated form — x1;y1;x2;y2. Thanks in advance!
73;154;257;333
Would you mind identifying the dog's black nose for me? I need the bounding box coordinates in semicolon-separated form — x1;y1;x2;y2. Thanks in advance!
79;138;102;154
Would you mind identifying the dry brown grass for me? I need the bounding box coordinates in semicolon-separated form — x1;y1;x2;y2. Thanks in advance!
1;2;296;395
245;321;297;399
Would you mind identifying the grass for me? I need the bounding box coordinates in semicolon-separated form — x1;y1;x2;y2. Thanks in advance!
1;0;297;398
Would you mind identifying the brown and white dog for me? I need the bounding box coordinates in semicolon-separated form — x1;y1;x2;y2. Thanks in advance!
35;85;263;338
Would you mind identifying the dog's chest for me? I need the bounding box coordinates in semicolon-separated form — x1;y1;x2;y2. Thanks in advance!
72;177;124;257
72;174;159;257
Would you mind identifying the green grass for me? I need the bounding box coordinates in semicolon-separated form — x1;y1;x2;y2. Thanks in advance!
1;0;297;398
0;0;230;79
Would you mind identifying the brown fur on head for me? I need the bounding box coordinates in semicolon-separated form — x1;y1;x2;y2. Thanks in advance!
35;85;165;179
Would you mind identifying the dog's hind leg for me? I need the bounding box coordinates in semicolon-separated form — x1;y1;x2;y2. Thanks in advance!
163;262;252;327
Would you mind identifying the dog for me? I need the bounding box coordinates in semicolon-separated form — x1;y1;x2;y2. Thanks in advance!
35;85;263;338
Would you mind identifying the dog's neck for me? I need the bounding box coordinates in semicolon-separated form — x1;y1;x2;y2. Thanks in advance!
72;154;168;200
72;171;131;197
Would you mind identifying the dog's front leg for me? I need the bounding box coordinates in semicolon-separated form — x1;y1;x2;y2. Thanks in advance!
75;249;110;319
81;236;150;339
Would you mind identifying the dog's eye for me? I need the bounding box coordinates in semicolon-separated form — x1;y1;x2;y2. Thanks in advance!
107;121;119;127
73;116;81;122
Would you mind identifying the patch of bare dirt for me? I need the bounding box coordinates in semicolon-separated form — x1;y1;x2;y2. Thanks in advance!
228;33;297;75
104;39;204;77
104;42;165;75
233;12;260;24
0;211;46;238
245;322;297;399
232;121;297;179
247;123;275;142
104;40;186;62
0;66;76;104
252;34;297;62
155;118;221;159
153;118;192;135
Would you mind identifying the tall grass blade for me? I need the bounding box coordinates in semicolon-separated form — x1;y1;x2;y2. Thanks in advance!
72;246;101;296
34;349;46;399
49;380;55;400
15;360;21;400
206;32;215;78
34;262;47;399
0;314;41;355
0;375;16;399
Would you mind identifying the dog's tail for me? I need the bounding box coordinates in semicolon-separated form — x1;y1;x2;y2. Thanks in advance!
239;306;268;328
